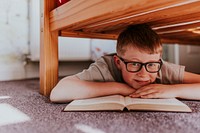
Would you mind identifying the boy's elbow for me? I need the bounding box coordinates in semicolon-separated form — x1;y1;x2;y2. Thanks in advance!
49;76;79;103
50;89;60;103
50;88;72;103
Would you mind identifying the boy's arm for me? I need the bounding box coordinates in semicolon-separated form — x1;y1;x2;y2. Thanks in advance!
50;75;136;103
130;72;200;100
175;71;200;100
183;71;200;83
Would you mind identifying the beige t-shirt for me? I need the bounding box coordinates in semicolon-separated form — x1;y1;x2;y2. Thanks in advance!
76;54;185;84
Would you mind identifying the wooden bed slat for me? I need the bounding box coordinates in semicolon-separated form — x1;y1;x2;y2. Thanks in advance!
50;0;190;31
61;31;117;40
148;12;200;28
82;1;200;33
155;21;200;33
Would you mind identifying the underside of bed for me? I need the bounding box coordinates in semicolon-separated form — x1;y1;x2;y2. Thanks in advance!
50;0;200;45
40;0;200;96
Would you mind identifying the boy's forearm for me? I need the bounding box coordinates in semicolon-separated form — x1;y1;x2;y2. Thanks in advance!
50;77;133;103
175;83;200;100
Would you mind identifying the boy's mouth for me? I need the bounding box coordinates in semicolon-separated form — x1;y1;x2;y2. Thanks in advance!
134;80;150;86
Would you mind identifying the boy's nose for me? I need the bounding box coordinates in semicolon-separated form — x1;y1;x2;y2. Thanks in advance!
137;66;148;76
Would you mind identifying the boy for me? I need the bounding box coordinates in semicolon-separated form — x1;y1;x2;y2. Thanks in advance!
50;24;200;103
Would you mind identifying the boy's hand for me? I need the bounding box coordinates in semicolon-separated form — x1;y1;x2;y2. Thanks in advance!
129;84;178;99
119;83;137;96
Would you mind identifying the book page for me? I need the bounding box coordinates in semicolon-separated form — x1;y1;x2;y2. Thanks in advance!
125;97;186;106
124;97;191;112
69;95;125;106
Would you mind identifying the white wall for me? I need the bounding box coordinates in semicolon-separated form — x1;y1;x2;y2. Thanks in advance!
0;0;29;81
29;0;92;62
0;0;111;81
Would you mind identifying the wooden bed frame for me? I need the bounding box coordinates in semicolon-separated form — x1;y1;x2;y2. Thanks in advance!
40;0;200;96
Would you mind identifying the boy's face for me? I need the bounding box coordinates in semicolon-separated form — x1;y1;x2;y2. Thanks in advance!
114;46;161;89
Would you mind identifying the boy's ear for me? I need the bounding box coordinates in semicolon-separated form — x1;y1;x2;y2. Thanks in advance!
113;55;122;70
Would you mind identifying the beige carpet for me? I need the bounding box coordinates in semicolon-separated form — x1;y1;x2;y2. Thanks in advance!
0;79;200;133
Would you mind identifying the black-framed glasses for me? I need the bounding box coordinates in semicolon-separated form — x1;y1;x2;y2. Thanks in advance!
118;56;162;73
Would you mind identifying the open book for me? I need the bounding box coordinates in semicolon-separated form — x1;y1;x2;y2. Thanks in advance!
64;95;192;112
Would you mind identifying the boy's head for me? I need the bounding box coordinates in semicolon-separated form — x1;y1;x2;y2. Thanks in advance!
116;24;162;56
114;24;163;89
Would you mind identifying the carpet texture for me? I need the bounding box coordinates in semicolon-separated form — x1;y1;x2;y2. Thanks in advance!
0;79;200;133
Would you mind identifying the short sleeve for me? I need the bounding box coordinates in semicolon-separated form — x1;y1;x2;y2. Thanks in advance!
158;61;185;84
75;58;115;82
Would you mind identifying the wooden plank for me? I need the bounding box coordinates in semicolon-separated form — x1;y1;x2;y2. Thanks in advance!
161;38;200;45
160;31;200;45
148;12;200;28
40;0;58;96
83;1;200;33
60;28;200;45
161;31;200;40
61;31;118;39
50;0;103;31
50;0;189;31
154;21;200;33
60;23;200;45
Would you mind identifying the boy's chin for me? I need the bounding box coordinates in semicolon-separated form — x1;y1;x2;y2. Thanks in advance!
133;85;142;90
127;80;152;89
132;83;150;89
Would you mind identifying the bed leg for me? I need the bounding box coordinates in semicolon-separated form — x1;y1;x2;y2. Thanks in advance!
40;0;58;97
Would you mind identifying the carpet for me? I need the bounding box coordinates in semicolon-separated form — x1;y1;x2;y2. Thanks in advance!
0;79;200;133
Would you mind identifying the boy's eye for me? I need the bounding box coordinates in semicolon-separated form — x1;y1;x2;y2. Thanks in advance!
147;63;160;68
132;62;141;67
148;63;155;67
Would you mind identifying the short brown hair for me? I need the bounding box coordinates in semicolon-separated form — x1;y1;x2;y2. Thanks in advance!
116;24;162;56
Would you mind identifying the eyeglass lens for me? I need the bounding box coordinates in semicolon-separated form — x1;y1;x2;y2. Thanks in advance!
126;62;161;72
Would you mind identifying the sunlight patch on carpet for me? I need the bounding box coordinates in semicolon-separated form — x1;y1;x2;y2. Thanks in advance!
0;103;31;126
75;123;106;133
0;96;11;100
